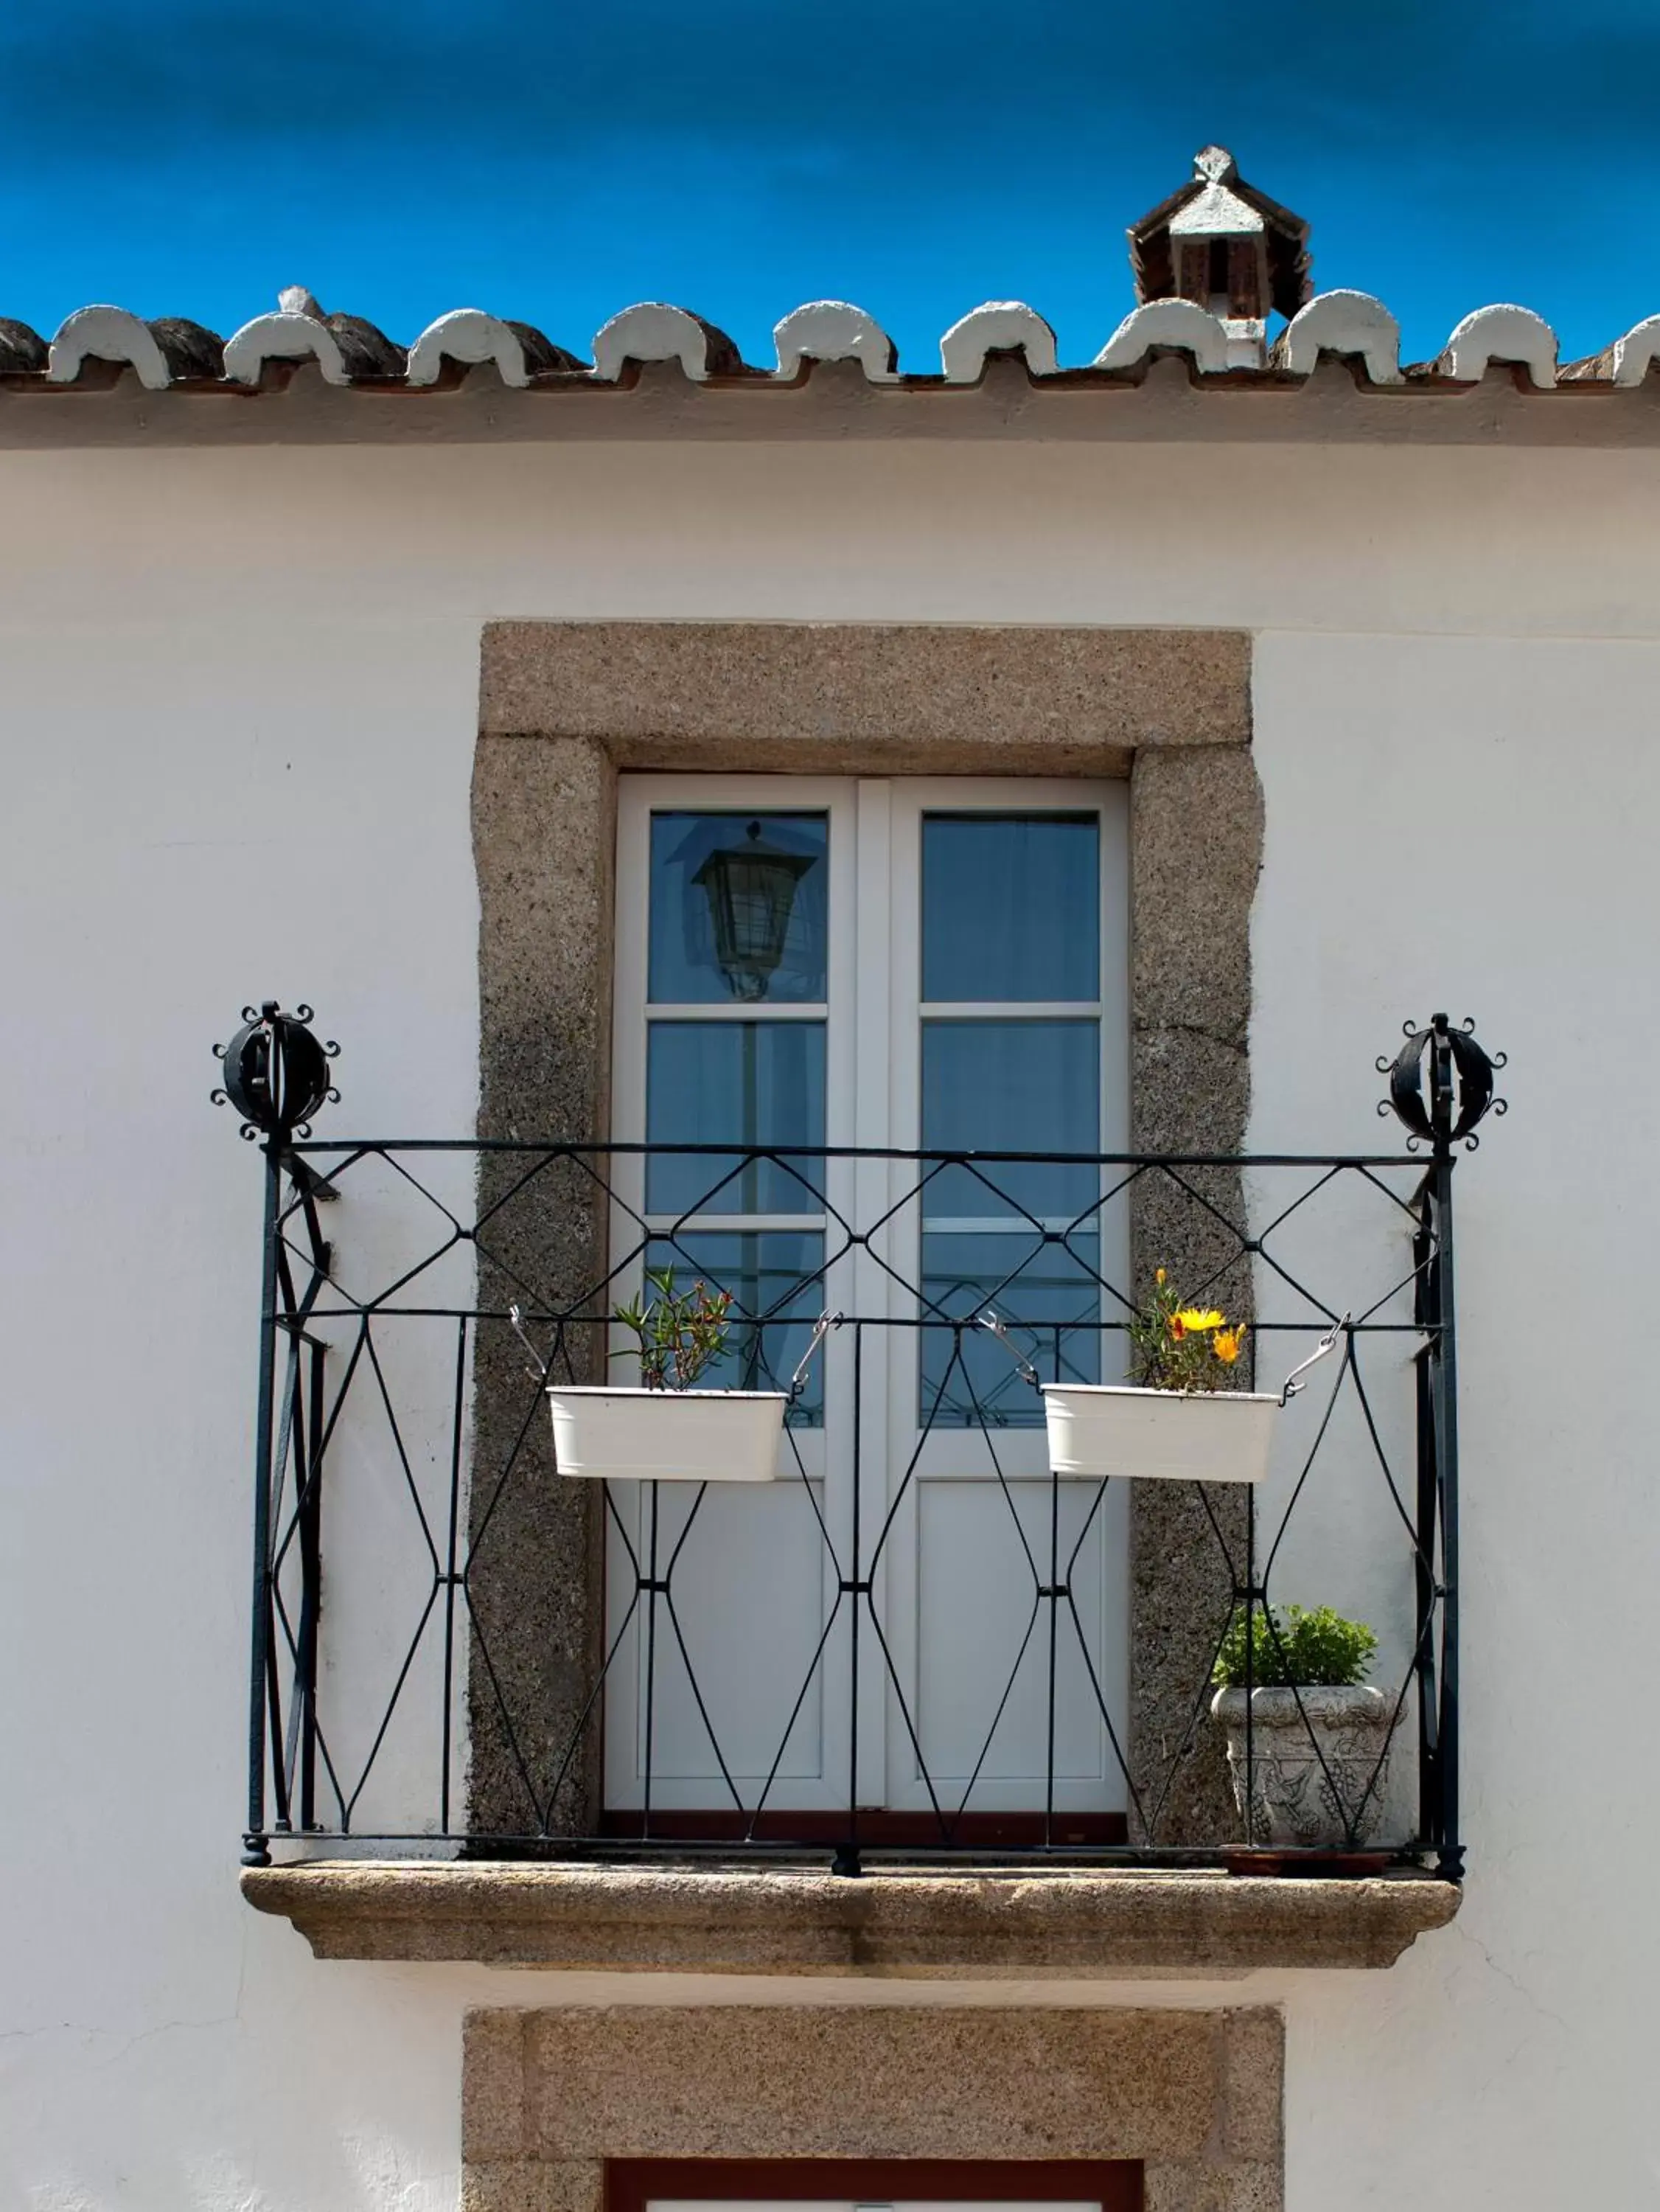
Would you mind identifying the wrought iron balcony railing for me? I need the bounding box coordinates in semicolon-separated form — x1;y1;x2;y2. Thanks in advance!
222;1009;1501;1880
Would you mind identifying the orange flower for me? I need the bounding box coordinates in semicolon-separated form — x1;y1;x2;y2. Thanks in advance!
1213;1327;1241;1365
1168;1313;1186;1340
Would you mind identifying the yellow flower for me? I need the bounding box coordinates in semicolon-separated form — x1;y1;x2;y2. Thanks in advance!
1213;1328;1241;1365
1176;1308;1226;1333
1155;1267;1167;1285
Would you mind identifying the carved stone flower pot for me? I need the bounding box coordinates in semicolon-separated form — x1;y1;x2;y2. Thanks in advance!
1040;1383;1279;1483
545;1386;787;1483
1211;1684;1397;1848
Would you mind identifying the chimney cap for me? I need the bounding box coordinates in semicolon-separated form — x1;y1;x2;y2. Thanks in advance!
1128;145;1312;320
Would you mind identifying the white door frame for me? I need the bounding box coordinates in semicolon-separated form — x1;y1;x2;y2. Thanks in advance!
875;779;1130;1815
608;776;858;1813
606;773;1131;1818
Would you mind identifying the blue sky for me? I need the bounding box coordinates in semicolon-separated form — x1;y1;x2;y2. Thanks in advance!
0;1;1651;370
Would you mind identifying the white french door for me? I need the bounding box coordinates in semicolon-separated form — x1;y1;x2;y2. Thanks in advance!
606;775;1130;1826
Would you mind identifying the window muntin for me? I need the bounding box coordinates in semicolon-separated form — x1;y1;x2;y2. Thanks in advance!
917;813;1106;1423
641;809;832;1416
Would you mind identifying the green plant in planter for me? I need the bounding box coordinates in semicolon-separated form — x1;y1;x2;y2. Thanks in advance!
1212;1604;1377;1690
612;1267;735;1391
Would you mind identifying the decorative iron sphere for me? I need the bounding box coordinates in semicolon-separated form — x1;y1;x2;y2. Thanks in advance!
1378;1013;1507;1149
212;1001;339;1139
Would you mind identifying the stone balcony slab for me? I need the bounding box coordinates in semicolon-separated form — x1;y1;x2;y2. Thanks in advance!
241;1861;1458;1976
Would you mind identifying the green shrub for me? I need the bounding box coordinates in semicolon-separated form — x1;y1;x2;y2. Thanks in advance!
1212;1603;1377;1689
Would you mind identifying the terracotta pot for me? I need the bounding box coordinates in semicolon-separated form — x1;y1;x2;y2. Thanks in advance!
1210;1684;1397;1848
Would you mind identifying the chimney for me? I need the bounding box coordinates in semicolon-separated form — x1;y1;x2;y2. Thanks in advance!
1127;145;1312;369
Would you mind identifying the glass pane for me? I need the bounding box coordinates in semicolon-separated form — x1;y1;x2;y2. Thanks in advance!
921;1018;1099;1223
649;811;829;1004
921;1231;1103;1427
922;813;1098;1003
640;1231;826;1425
646;1021;826;1215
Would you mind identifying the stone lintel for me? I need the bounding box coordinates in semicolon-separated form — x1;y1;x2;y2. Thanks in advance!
241;1862;1457;1974
478;619;1251;762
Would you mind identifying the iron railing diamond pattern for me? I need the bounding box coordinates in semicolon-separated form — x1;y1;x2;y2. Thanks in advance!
238;1132;1466;1881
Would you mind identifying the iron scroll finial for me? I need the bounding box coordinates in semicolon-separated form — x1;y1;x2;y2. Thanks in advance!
212;1000;340;1141
1378;1013;1506;1150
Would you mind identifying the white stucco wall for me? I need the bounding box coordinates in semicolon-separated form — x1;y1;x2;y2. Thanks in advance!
3;428;1659;2209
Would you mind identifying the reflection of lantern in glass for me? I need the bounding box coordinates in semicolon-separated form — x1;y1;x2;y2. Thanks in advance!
693;820;815;1001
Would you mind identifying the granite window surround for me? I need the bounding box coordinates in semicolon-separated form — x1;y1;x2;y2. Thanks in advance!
460;2001;1286;2212
469;619;1261;1852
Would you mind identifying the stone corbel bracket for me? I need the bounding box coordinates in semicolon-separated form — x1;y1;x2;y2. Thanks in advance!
1272;290;1403;383
406;309;586;386
47;306;224;389
940;301;1059;382
1435;303;1558;387
1094;299;1231;376
772;301;899;382
242;1860;1460;1974
590;302;744;383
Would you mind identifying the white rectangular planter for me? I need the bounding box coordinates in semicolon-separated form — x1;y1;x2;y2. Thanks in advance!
1040;1382;1279;1484
545;1385;788;1484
